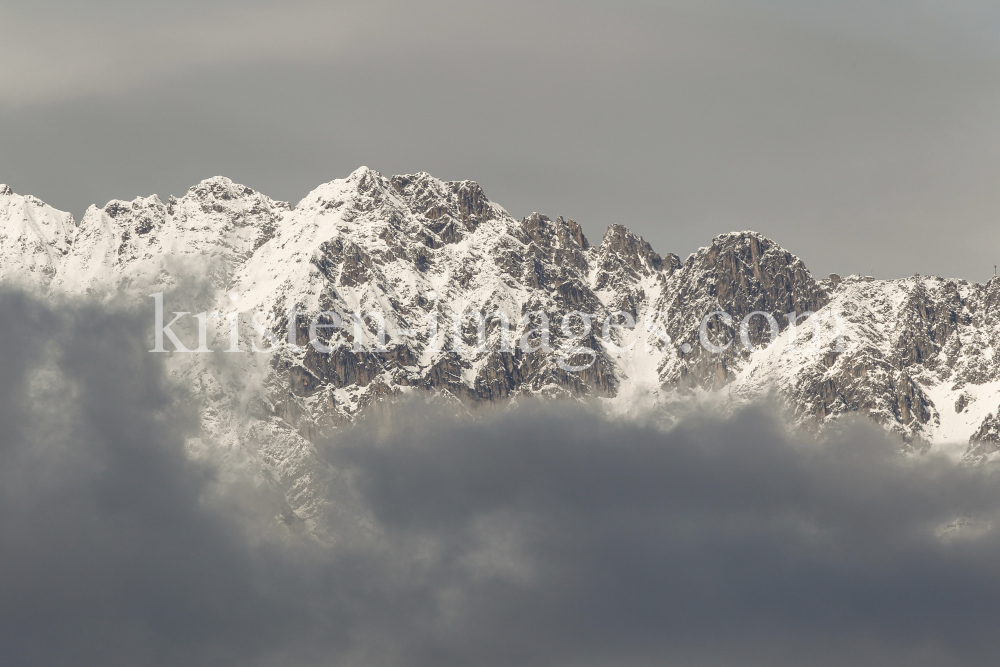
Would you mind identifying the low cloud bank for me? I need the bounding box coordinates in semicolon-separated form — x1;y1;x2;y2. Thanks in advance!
2;290;1000;666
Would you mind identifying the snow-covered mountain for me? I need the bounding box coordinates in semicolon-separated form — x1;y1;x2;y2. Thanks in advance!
3;168;999;525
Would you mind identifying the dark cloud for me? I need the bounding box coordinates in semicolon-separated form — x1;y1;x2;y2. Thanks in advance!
3;289;1000;665
0;291;335;666
333;405;1000;667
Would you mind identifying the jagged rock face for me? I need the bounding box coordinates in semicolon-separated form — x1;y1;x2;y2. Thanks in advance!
967;407;1000;462
54;177;290;293
729;274;1000;450
389;173;495;244
251;172;620;432
653;232;830;391
593;224;678;319
168;177;288;256
3;168;1000;526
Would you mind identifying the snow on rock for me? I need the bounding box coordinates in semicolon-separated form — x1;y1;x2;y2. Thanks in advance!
3;168;1000;527
0;184;75;288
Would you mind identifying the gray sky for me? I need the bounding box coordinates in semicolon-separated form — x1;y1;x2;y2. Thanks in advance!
2;0;1000;280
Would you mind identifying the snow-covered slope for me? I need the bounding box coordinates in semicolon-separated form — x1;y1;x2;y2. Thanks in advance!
0;184;75;288
3;168;999;526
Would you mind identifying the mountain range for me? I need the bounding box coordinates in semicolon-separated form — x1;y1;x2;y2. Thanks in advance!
3;168;999;527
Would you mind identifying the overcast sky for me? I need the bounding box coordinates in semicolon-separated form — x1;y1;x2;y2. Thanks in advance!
2;0;999;280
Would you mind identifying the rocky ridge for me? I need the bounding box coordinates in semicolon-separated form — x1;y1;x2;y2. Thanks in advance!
2;168;999;527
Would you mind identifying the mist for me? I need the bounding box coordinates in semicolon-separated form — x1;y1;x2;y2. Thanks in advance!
2;289;1000;666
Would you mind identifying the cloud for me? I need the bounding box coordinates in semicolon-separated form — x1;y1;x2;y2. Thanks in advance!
3;288;1000;665
332;404;1000;666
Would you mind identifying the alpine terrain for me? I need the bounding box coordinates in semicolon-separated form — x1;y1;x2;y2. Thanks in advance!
3;169;999;527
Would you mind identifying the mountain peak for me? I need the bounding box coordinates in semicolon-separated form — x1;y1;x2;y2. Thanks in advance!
665;228;829;378
0;184;76;286
599;224;666;267
183;176;254;201
348;165;375;178
95;195;167;240
712;229;770;242
688;230;811;277
390;172;499;237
